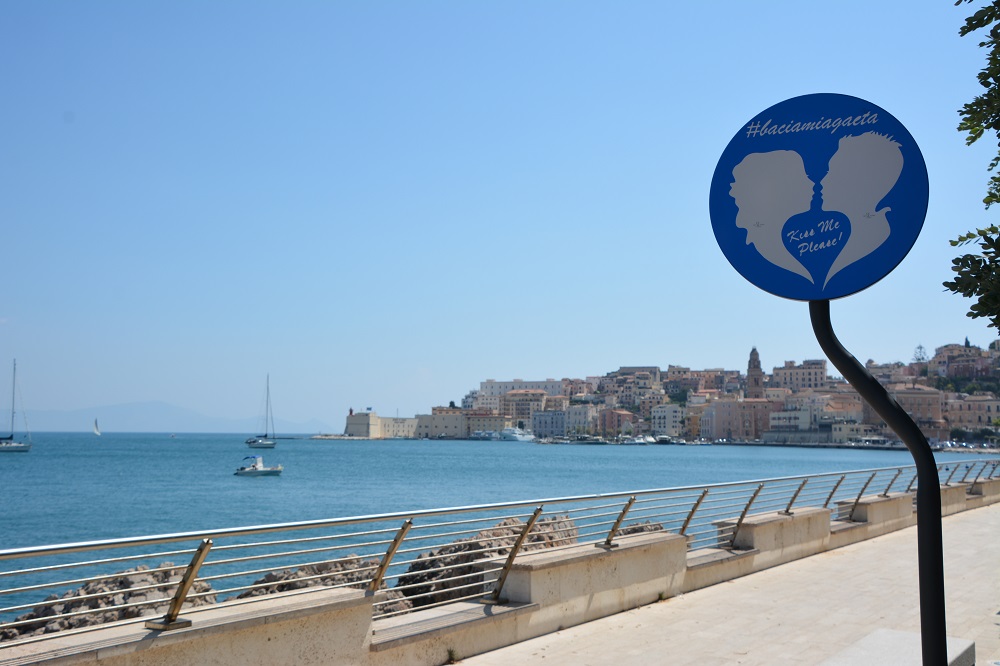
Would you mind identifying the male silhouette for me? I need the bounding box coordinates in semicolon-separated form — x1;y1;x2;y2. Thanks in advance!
821;132;903;287
730;150;814;283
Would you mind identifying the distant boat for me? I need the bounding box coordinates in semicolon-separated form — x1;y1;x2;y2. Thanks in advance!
499;427;534;442
93;419;101;436
0;360;32;453
246;374;277;449
234;455;282;477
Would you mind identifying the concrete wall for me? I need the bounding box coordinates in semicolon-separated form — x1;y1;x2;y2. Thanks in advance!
3;480;998;666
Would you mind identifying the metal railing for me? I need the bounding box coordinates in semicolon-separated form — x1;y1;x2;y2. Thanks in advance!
1;458;997;645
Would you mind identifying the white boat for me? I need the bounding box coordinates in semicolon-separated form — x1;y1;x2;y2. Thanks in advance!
93;419;101;436
470;430;499;441
499;427;534;442
234;455;282;476
246;374;277;449
0;360;31;453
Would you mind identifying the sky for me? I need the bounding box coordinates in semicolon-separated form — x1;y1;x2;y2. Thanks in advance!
2;2;1000;432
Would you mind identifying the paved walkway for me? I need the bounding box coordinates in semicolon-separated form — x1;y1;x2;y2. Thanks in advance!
463;503;1000;666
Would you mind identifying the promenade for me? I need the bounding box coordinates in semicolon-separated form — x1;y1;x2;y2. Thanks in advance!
463;502;1000;666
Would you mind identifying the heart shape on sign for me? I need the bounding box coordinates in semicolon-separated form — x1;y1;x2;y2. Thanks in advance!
781;209;851;288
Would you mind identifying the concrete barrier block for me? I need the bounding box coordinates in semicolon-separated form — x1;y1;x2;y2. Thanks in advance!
941;483;971;516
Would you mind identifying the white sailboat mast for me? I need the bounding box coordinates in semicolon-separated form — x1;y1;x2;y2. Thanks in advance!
8;360;15;437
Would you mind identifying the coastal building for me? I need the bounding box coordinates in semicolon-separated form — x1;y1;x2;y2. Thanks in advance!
598;408;636;437
700;397;774;441
651;403;684;438
501;389;547;430
461;390;479;409
544;394;570;411
858;384;948;441
344;411;418;439
771;359;828;391
865;360;913;385
944;391;1000;430
479;379;564;398
831;420;880;443
663;366;703;395
532;409;566;438
764;387;793;402
561;378;594;398
683;402;706;438
566;403;598;435
472;394;502;413
927;340;1000;378
636;392;666;418
415;410;466;439
769;408;814;433
465;412;510;436
599;367;664;408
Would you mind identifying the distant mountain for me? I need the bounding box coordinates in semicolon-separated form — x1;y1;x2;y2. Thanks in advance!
26;401;335;434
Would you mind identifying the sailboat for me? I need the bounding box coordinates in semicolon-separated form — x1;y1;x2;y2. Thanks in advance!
246;374;277;449
1;360;32;453
93;419;101;436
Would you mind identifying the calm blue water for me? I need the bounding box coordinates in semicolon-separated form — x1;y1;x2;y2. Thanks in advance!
0;433;973;550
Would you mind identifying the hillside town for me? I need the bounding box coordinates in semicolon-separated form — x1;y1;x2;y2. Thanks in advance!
342;340;1000;447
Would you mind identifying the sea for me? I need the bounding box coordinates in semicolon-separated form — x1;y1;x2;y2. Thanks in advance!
0;433;976;551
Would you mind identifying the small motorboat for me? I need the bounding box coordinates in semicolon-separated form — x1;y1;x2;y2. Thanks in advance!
234;455;282;476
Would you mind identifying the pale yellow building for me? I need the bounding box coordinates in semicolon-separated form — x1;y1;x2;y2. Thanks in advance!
344;411;418;439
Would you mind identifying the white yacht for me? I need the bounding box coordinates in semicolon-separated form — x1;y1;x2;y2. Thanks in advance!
234;455;282;477
499;427;534;442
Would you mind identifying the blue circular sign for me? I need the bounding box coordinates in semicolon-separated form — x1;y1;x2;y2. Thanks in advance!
710;93;929;301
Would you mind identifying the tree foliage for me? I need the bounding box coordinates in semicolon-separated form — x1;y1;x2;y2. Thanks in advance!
945;1;1000;327
944;225;1000;327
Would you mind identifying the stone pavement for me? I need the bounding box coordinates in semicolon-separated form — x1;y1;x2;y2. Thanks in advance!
462;502;1000;665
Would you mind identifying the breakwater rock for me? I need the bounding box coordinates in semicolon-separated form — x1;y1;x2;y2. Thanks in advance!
235;556;413;615
397;515;578;608
234;515;579;613
1;563;216;642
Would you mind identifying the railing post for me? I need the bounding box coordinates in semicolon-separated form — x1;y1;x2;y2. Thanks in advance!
959;463;975;484
944;464;960;486
145;539;213;631
880;469;903;498
603;496;636;547
823;475;845;508
369;519;412;592
680;489;709;536
906;471;919;494
780;479;808;515
968;462;986;489
492;506;544;601
730;484;763;548
848;473;877;522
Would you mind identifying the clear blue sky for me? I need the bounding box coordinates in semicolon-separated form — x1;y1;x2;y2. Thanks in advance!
2;2;998;431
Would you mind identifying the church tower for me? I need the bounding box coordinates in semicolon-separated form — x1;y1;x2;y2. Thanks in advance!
746;347;764;399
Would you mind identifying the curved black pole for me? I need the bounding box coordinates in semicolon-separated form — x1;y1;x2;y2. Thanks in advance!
809;300;946;665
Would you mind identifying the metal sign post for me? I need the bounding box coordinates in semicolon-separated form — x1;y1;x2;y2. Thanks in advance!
709;94;943;664
809;300;946;663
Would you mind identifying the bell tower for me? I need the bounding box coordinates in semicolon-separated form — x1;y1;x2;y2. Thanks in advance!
747;347;764;399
